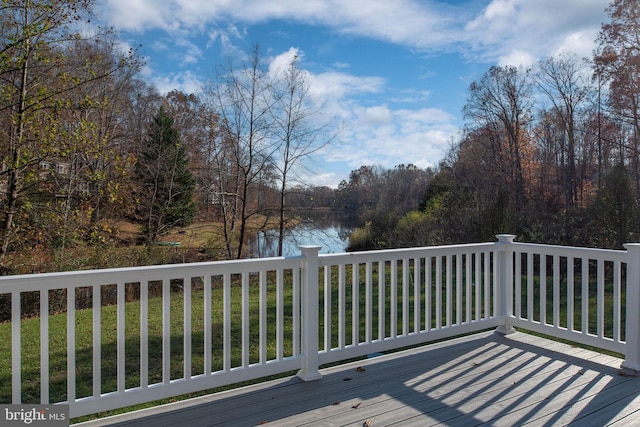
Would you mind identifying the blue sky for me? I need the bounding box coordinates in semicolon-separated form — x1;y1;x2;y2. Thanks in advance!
97;0;611;188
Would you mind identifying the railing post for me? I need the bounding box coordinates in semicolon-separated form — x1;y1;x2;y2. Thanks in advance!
495;234;516;335
297;245;323;381
622;243;640;376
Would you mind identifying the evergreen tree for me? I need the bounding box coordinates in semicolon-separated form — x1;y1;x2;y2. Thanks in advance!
134;107;196;244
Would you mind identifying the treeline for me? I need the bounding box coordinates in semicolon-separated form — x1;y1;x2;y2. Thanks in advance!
2;0;639;274
0;1;335;268
347;0;640;251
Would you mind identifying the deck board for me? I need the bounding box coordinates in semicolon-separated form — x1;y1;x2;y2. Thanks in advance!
76;331;640;426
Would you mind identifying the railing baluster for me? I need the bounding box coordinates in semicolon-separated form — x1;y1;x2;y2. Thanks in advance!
391;260;397;338
117;282;125;392
474;253;481;322
455;255;462;325
446;255;452;327
613;260;621;343
276;269;284;360
365;261;373;343
527;252;534;322
465;253;471;324
184;277;192;378
223;273;231;372
293;267;300;356
93;284;102;395
581;258;589;335
324;265;331;351
259;271;267;364
540;255;547;325
436;256;442;328
553;255;560;328
515;251;521;320
378;261;385;339
67;287;76;403
597;259;605;339
426;256;432;330
338;263;345;349
204;275;212;374
567;257;574;333
352;262;359;346
162;278;171;382
402;258;409;335
242;272;250;367
484;252;490;319
41;289;49;404
491;252;496;318
140;282;148;387
414;257;421;333
11;292;20;403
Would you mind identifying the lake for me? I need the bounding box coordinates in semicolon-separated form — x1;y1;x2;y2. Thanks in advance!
251;214;356;257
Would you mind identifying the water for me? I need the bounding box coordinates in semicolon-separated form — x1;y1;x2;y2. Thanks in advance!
252;215;355;257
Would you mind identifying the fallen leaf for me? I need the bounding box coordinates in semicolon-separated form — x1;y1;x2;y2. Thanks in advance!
355;366;366;372
363;419;373;426
259;422;268;425
333;401;341;406
352;402;362;409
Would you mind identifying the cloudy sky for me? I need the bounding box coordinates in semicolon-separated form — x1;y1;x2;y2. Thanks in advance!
97;0;611;187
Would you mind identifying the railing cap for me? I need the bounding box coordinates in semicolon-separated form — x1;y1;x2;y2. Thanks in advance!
496;234;516;243
624;243;640;251
298;245;322;256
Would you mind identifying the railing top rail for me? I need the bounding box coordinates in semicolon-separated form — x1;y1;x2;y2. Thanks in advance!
511;241;627;260
0;255;304;293
2;238;635;293
318;241;496;264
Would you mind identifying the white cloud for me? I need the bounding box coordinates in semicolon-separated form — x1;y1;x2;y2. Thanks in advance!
360;105;393;126
99;0;176;32
304;70;386;122
304;171;341;188
463;0;608;63
151;71;203;95
174;37;204;66
267;47;302;78
328;103;458;171
498;49;536;68
555;31;598;58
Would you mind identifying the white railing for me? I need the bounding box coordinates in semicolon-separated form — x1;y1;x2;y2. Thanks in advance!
0;235;638;419
500;235;640;374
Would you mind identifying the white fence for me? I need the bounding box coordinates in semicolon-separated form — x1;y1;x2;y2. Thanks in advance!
0;235;638;418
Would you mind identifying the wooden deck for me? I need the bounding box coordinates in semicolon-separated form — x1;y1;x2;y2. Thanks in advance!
76;331;640;426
